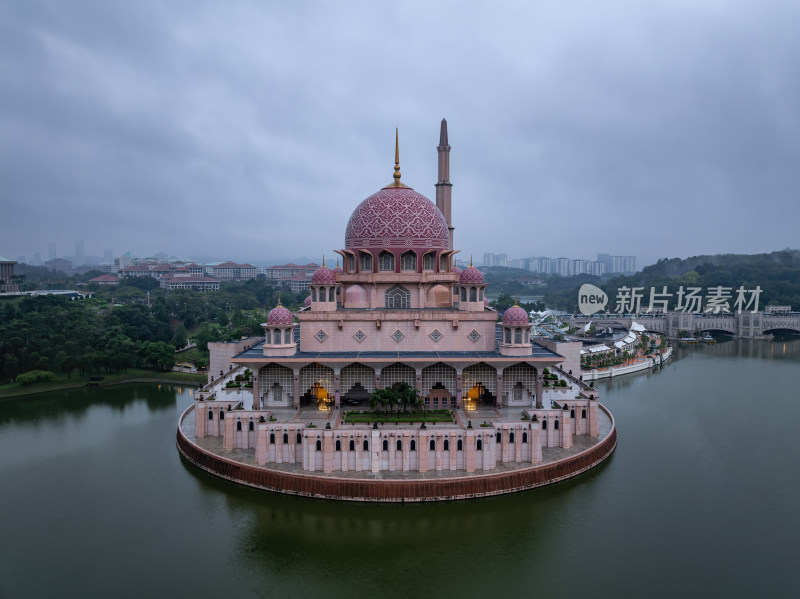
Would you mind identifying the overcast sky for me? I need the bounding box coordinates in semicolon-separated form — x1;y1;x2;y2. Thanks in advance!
2;0;799;268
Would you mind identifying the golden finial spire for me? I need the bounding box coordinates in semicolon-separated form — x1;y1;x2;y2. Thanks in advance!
386;128;409;188
277;293;282;306
514;295;518;307
322;255;325;268
470;255;473;268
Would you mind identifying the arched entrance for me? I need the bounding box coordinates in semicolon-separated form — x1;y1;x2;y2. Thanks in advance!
462;363;497;410
258;364;293;407
422;363;456;409
503;363;538;408
299;363;334;410
341;363;375;406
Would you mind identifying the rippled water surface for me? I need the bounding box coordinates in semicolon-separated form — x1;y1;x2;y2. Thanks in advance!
1;339;798;598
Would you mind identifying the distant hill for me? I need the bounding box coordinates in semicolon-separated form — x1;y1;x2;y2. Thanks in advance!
544;250;800;311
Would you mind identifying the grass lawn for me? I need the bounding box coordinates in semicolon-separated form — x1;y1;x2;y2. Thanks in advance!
0;369;205;399
175;346;206;364
343;409;454;424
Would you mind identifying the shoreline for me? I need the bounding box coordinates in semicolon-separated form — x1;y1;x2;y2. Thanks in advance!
0;373;204;399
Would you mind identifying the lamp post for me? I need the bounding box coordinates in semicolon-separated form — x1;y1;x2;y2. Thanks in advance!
146;290;150;308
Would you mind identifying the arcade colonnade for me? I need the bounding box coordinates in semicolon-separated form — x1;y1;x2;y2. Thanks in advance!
194;396;601;474
247;360;549;410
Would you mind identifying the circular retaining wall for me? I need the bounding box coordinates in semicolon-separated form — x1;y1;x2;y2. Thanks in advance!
176;405;616;502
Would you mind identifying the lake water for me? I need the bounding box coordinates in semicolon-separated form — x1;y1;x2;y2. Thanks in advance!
1;339;799;598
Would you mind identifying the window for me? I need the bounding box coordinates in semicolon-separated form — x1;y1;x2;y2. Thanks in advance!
554;420;559;430
470;287;477;302
297;433;302;444
385;285;410;308
269;433;275;444
457;439;463;451
348;255;355;272
266;329;271;344
479;288;483;300
274;329;280;342
329;287;335;302
477;439;483;451
401;251;417;271
509;432;515;443
461;287;467;302
396;439;402;451
311;288;317;301
319;287;326;302
522;432;528;443
496;432;501;443
430;439;436;451
208;410;213;420
360;253;372;272
363;439;369;451
433;398;438;406
236;421;242;431
504;329;511;344
379;251;395;271
571;409;575;418
410;439;416;451
283;432;288;443
336;440;341;451
444;439;449;451
423;253;434;271
349;439;355;451
582;409;587;419
524;331;529;343
219;410;225;420
542;419;547;430
250;421;255;431
316;439;322;451
440;255;447;271
382;439;388;451
514;328;522;344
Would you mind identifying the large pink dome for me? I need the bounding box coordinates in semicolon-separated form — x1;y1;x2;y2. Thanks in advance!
312;266;336;284
460;267;484;285
345;186;449;251
303;295;312;307
267;305;293;326
503;305;529;326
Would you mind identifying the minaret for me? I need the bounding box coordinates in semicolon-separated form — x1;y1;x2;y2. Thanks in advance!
435;119;454;250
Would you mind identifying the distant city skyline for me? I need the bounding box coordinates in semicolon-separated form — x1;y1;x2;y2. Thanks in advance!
3;2;800;269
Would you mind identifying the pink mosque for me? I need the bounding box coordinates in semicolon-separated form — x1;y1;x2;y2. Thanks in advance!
177;121;617;501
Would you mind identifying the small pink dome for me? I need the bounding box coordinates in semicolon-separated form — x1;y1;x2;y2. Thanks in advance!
332;265;343;274
312;266;336;284
267;305;293;326
452;266;462;274
484;297;490;306
503;305;529;326
460;267;484;285
303;295;312;307
345;283;368;304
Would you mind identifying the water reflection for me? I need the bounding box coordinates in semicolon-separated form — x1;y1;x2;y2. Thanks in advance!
0;383;178;426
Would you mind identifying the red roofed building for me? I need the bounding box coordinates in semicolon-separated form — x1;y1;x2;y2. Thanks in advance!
88;274;120;286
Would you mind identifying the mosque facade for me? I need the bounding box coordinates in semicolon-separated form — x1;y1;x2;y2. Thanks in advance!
183;121;615;497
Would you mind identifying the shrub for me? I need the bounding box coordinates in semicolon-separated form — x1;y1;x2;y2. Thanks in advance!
16;370;57;385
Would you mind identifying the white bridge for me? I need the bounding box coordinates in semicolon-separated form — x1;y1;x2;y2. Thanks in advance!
570;311;800;338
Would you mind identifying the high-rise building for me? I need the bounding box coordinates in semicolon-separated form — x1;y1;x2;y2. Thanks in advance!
75;240;85;267
103;249;113;263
